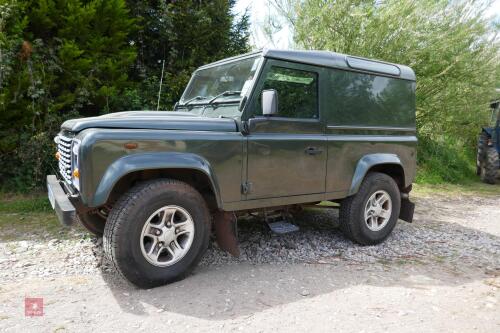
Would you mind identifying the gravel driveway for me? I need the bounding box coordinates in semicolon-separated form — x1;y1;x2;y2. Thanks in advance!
0;190;499;332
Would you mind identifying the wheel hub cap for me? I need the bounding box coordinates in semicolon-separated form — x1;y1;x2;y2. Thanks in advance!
364;190;392;232
140;205;195;267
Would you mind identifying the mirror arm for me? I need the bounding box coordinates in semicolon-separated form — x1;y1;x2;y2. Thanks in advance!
241;120;250;135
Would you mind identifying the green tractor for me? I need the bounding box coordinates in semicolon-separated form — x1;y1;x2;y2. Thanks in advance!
477;96;500;184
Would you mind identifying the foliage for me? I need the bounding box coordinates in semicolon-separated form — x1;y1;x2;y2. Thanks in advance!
0;0;137;190
416;136;477;184
122;0;250;110
0;0;250;191
266;0;500;182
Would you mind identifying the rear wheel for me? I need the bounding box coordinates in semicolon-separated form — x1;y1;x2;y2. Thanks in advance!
339;172;401;245
476;132;489;175
103;179;211;288
480;147;499;184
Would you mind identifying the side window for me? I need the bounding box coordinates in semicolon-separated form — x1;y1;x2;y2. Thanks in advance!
260;66;318;119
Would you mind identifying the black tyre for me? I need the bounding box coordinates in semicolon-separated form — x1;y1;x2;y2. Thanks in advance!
480;147;499;184
77;211;106;236
103;179;211;288
339;172;401;245
476;132;488;175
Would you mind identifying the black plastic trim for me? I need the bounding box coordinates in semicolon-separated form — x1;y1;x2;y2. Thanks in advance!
47;175;76;226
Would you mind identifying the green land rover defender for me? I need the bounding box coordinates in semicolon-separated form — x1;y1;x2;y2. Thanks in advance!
47;49;417;288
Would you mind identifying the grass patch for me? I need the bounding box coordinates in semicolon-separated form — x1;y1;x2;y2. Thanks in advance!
0;211;63;240
413;182;500;197
0;192;67;240
0;192;51;213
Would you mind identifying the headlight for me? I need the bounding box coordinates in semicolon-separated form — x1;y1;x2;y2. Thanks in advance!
71;139;81;190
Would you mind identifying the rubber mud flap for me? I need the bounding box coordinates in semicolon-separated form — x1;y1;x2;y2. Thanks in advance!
399;198;415;223
214;211;240;257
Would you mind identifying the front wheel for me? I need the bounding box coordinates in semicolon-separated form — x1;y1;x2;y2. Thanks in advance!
103;179;211;288
339;172;401;245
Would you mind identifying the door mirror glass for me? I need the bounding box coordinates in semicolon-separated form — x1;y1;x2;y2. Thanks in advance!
262;89;278;116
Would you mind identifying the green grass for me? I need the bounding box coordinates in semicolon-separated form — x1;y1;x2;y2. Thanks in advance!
0;211;64;240
0;192;69;240
0;192;52;213
413;182;500;197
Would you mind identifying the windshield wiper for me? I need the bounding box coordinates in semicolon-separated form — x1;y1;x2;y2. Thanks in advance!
207;90;241;105
182;95;206;106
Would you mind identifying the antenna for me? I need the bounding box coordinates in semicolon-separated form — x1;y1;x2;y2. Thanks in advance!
156;59;165;111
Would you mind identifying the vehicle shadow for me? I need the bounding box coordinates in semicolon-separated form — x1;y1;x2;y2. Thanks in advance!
98;196;500;320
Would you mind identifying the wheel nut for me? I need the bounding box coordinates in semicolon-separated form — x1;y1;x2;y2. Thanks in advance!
156;230;161;235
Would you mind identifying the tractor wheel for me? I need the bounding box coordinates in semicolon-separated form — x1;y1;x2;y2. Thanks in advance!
480;147;499;184
476;132;489;175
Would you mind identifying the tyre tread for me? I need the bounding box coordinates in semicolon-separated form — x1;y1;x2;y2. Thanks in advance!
339;172;400;245
103;179;210;286
482;147;499;184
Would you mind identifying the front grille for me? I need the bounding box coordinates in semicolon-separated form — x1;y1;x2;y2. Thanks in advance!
57;135;73;183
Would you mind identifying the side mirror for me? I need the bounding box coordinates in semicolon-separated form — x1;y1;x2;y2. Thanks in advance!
261;89;278;116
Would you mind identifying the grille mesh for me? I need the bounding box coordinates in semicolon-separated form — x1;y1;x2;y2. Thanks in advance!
57;135;73;183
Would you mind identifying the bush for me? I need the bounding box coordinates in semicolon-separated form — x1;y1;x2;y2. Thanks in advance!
416;135;477;184
0;0;250;192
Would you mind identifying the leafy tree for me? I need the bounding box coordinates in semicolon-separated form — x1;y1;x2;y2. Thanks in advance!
266;0;500;182
0;0;137;190
0;0;251;191
123;0;250;110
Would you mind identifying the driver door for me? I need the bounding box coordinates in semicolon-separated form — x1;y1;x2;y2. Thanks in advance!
244;60;326;200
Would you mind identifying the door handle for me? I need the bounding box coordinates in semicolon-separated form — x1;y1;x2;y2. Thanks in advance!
305;147;323;155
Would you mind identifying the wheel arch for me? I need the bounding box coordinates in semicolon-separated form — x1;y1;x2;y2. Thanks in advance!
91;152;222;210
348;154;407;196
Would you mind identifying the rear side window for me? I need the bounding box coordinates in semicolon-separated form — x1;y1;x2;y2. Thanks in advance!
329;69;415;127
261;66;318;119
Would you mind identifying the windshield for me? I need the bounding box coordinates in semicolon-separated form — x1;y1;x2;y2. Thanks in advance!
180;55;262;105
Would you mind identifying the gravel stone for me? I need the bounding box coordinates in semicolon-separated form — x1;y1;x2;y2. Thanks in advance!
299;289;310;296
0;195;499;283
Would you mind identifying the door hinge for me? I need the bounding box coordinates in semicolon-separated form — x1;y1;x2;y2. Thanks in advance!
241;181;252;195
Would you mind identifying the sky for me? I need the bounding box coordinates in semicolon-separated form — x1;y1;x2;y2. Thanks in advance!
234;0;292;49
235;0;500;50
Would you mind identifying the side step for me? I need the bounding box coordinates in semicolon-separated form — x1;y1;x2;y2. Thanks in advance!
265;210;299;234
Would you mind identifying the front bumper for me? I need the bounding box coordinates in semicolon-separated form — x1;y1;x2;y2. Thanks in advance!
47;175;77;226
